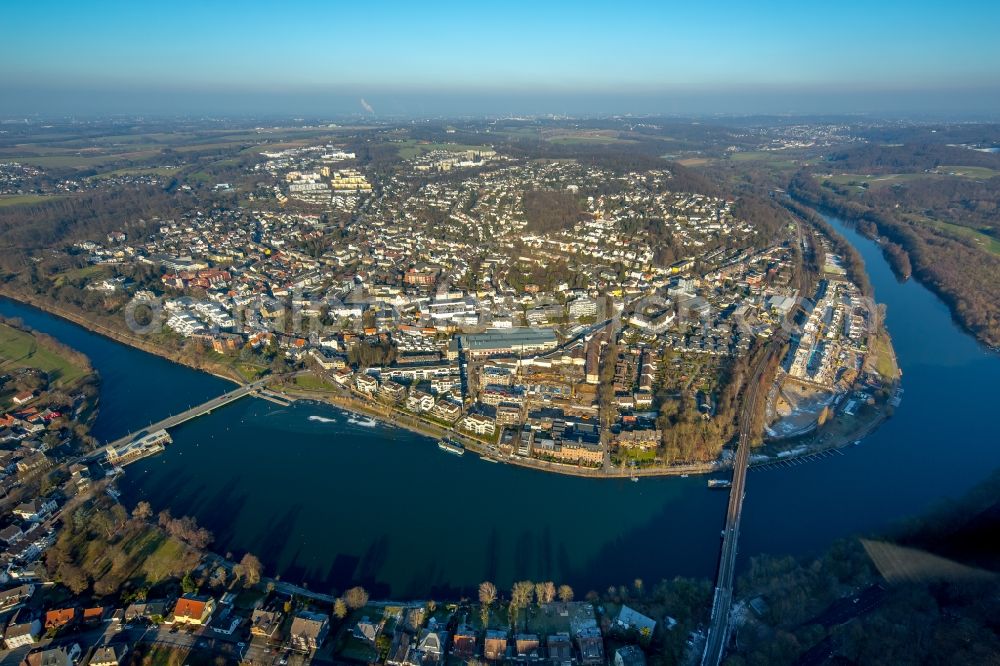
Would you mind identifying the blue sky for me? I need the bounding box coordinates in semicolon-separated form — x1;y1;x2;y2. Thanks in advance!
4;0;1000;116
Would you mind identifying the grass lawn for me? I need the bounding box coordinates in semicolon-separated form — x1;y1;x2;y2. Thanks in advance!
0;323;89;386
52;264;109;287
905;214;1000;255
614;448;658;465
293;374;338;391
139;534;193;583
872;330;898;381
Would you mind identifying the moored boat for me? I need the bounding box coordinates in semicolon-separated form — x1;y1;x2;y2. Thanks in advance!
438;439;465;456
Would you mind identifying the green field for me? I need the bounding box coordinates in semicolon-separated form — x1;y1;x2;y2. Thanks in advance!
293;374;338;391
872;330;898;380
87;165;181;179
935;165;1000;179
820;165;999;193
0;194;68;207
727;151;800;169
0;322;89;386
548;135;636;145
906;214;1000;255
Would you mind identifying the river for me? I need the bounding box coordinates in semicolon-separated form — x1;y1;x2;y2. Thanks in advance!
1;212;997;598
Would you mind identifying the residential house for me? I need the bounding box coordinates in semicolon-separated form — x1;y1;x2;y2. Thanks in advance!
515;634;541;659
3;616;40;649
576;627;605;665
23;643;80;666
171;595;216;625
614;645;647;666
44;608;77;630
615;605;656;636
546;633;573;666
0;525;25;545
483;629;508;661
353;616;380;644
450;626;477;659
495;404;521;426
123;601;167;623
249;610;282;640
13;498;57;523
416;629;448;664
0;584;34;612
386;631;420;666
289;611;329;652
89;644;128;666
81;607;105;624
405;390;435;413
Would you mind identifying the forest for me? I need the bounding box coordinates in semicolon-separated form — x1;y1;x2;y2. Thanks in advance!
521;189;585;234
789;171;1000;348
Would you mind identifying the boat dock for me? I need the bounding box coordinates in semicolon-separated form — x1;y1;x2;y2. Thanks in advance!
750;447;846;472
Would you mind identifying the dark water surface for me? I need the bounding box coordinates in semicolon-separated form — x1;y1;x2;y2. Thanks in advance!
2;212;997;597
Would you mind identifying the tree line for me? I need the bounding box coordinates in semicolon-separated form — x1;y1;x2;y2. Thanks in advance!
790;170;1000;348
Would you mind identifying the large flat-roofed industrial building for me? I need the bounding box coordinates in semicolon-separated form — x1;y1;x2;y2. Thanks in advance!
460;328;558;359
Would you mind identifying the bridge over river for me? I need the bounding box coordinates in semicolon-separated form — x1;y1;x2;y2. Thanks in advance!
88;377;277;464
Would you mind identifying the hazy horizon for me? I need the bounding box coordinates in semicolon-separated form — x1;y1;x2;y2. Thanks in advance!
4;0;1000;119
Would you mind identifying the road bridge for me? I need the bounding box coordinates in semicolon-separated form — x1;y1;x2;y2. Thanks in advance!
90;378;273;462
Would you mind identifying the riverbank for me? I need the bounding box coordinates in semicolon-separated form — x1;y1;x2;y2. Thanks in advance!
0;288;724;480
789;193;1000;351
0;289;247;386
277;382;720;479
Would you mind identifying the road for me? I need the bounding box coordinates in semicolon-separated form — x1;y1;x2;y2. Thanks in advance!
701;342;778;666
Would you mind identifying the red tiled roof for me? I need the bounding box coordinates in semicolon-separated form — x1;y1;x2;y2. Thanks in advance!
45;608;77;627
173;597;207;620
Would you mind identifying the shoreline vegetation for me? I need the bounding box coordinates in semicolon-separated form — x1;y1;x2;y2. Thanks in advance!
0;287;892;479
789;182;1000;351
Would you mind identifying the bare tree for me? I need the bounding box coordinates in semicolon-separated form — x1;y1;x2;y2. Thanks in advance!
334;598;348;619
558;585;574;603
543;581;557;604
535;582;546;606
509;580;535;628
345;586;369;610
235;553;262;587
479;581;497;627
132;501;153;521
